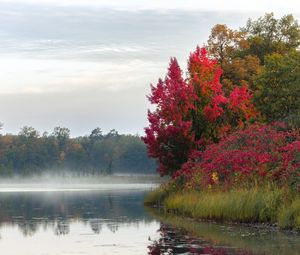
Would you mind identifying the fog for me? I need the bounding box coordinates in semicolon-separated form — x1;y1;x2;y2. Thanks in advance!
0;172;162;192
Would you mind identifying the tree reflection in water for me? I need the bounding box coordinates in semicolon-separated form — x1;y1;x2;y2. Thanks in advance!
0;191;153;237
55;220;70;235
17;220;39;237
148;223;257;255
89;219;102;234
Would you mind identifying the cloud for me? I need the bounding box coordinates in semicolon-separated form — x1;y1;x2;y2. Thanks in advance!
0;0;299;13
0;1;299;135
0;57;165;94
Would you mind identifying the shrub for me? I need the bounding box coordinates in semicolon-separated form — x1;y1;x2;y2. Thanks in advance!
179;124;300;189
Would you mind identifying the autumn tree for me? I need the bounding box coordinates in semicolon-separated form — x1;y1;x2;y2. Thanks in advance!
221;55;262;93
143;58;196;176
207;24;261;94
207;14;300;94
143;47;256;177
207;24;248;68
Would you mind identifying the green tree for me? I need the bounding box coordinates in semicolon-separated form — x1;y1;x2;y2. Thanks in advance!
243;13;300;63
19;126;40;138
52;127;70;162
254;50;300;125
89;127;103;141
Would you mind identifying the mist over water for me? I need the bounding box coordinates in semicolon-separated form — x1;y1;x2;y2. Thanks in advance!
0;173;161;192
0;175;300;254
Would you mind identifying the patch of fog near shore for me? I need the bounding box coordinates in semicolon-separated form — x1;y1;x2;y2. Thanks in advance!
0;173;163;192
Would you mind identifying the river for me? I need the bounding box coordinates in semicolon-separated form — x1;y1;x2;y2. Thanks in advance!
0;183;299;254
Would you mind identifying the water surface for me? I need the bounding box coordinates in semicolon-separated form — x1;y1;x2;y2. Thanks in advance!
0;184;300;255
0;184;159;255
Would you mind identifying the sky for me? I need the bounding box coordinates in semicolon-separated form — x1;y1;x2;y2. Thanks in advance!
0;0;299;136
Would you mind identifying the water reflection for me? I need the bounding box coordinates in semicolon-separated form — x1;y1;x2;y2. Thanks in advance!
0;190;153;237
148;223;256;255
148;208;300;255
0;188;160;255
1;189;300;255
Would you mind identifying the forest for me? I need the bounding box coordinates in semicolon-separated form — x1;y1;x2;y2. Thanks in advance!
0;125;156;176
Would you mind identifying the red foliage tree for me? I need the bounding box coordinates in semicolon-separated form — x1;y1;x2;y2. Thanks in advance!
188;47;257;143
143;47;257;177
143;58;196;176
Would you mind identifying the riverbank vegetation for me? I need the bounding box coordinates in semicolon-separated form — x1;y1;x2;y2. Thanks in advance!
143;13;300;229
145;185;300;230
0;126;155;176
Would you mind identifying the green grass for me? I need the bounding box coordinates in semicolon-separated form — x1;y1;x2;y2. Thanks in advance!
146;185;300;230
278;197;300;229
144;186;168;206
144;181;176;206
165;188;283;223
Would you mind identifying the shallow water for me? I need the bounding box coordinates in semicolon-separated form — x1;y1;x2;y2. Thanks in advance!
148;209;300;255
0;184;300;255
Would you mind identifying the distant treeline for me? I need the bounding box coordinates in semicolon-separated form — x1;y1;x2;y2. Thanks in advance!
0;126;156;176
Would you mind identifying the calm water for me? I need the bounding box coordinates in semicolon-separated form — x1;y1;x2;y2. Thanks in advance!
0;184;300;255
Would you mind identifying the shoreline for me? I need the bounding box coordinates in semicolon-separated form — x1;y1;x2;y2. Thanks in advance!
146;207;300;255
144;186;300;231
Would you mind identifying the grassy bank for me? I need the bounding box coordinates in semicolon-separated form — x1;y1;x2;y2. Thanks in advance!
145;185;300;230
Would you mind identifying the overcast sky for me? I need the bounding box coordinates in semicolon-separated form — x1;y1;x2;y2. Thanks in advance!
0;0;299;136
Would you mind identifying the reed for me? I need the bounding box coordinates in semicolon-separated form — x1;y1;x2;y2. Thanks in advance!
146;185;300;229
